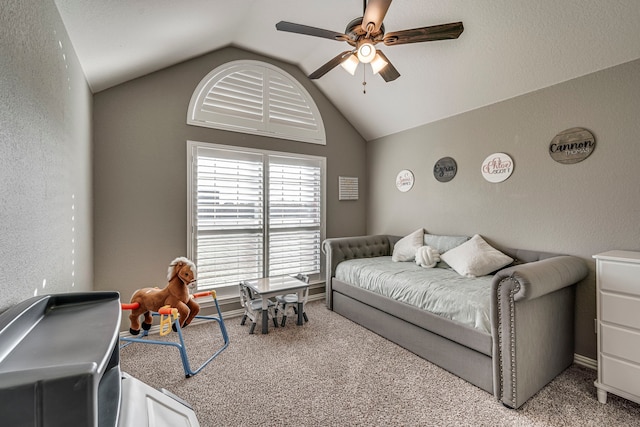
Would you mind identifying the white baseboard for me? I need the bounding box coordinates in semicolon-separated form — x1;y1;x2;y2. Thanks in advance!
119;314;221;338
120;292;327;337
574;353;597;370
220;292;325;320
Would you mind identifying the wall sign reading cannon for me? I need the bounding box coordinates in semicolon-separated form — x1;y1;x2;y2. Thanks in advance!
549;127;595;164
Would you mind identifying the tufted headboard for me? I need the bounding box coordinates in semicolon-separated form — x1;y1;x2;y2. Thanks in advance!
323;235;393;276
322;235;394;308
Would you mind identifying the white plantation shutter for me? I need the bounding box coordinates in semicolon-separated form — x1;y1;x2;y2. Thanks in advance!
267;73;320;135
195;66;264;129
188;142;325;296
268;156;322;277
193;146;264;290
188;60;326;145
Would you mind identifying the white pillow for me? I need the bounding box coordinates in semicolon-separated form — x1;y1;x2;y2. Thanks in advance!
440;234;513;277
423;233;470;268
392;228;424;262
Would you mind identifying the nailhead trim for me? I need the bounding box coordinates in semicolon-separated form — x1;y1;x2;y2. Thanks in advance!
496;276;520;407
497;280;504;400
509;277;519;406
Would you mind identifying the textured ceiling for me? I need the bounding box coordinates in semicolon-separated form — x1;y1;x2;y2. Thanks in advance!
54;0;640;141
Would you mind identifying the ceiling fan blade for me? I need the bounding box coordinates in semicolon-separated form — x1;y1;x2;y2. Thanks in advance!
308;51;354;79
375;51;400;82
383;22;464;46
276;21;349;42
361;0;392;34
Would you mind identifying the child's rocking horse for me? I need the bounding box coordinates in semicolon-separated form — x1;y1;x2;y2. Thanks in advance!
127;257;200;335
121;257;229;377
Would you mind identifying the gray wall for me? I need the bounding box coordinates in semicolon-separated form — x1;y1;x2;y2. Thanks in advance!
0;0;93;312
92;47;367;322
366;58;640;359
6;0;629;359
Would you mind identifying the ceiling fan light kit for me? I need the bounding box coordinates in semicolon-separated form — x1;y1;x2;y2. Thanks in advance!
340;54;359;75
370;52;388;75
276;0;463;88
357;41;376;63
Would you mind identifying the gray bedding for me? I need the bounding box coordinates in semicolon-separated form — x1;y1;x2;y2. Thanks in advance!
335;256;493;333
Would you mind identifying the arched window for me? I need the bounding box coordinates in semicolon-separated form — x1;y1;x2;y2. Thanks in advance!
187;60;326;145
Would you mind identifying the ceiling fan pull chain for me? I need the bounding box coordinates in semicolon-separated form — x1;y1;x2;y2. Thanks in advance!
362;65;367;94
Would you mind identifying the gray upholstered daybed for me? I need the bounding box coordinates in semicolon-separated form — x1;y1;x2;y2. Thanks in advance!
323;232;588;409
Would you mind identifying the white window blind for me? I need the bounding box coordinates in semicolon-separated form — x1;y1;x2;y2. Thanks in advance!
187;60;326;145
193;147;264;290
268;156;322;277
188;142;325;296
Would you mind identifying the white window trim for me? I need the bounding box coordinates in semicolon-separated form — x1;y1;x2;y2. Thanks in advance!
187;140;326;300
187;60;326;145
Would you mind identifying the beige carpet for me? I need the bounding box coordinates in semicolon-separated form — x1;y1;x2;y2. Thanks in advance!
120;300;640;426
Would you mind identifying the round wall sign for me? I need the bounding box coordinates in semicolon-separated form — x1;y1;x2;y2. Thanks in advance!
395;169;415;192
549;127;595;164
481;153;514;183
433;157;457;182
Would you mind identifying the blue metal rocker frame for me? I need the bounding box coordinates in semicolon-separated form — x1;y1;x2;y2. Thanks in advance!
120;291;229;377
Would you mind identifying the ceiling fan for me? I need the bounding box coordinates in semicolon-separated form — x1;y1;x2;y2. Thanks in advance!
275;0;464;82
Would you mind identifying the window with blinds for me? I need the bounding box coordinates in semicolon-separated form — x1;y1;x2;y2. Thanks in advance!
187;60;326;145
268;156;322;277
187;142;325;296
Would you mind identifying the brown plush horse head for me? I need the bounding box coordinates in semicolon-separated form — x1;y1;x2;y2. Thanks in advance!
167;256;197;291
128;257;201;335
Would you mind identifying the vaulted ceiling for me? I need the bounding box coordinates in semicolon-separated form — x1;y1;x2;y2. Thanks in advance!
54;0;640;141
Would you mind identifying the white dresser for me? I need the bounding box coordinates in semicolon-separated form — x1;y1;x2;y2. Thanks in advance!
593;250;640;405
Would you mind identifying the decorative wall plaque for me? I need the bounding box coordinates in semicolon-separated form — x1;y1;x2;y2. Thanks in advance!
395;169;414;192
481;153;514;183
433;157;457;182
549;127;595;164
338;176;359;200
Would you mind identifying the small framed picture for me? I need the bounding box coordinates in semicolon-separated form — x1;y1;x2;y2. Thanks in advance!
338;176;359;200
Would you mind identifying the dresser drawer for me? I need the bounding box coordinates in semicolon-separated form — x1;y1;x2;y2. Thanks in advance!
602;323;640;361
599;260;640;296
601;292;640;329
602;355;640;397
